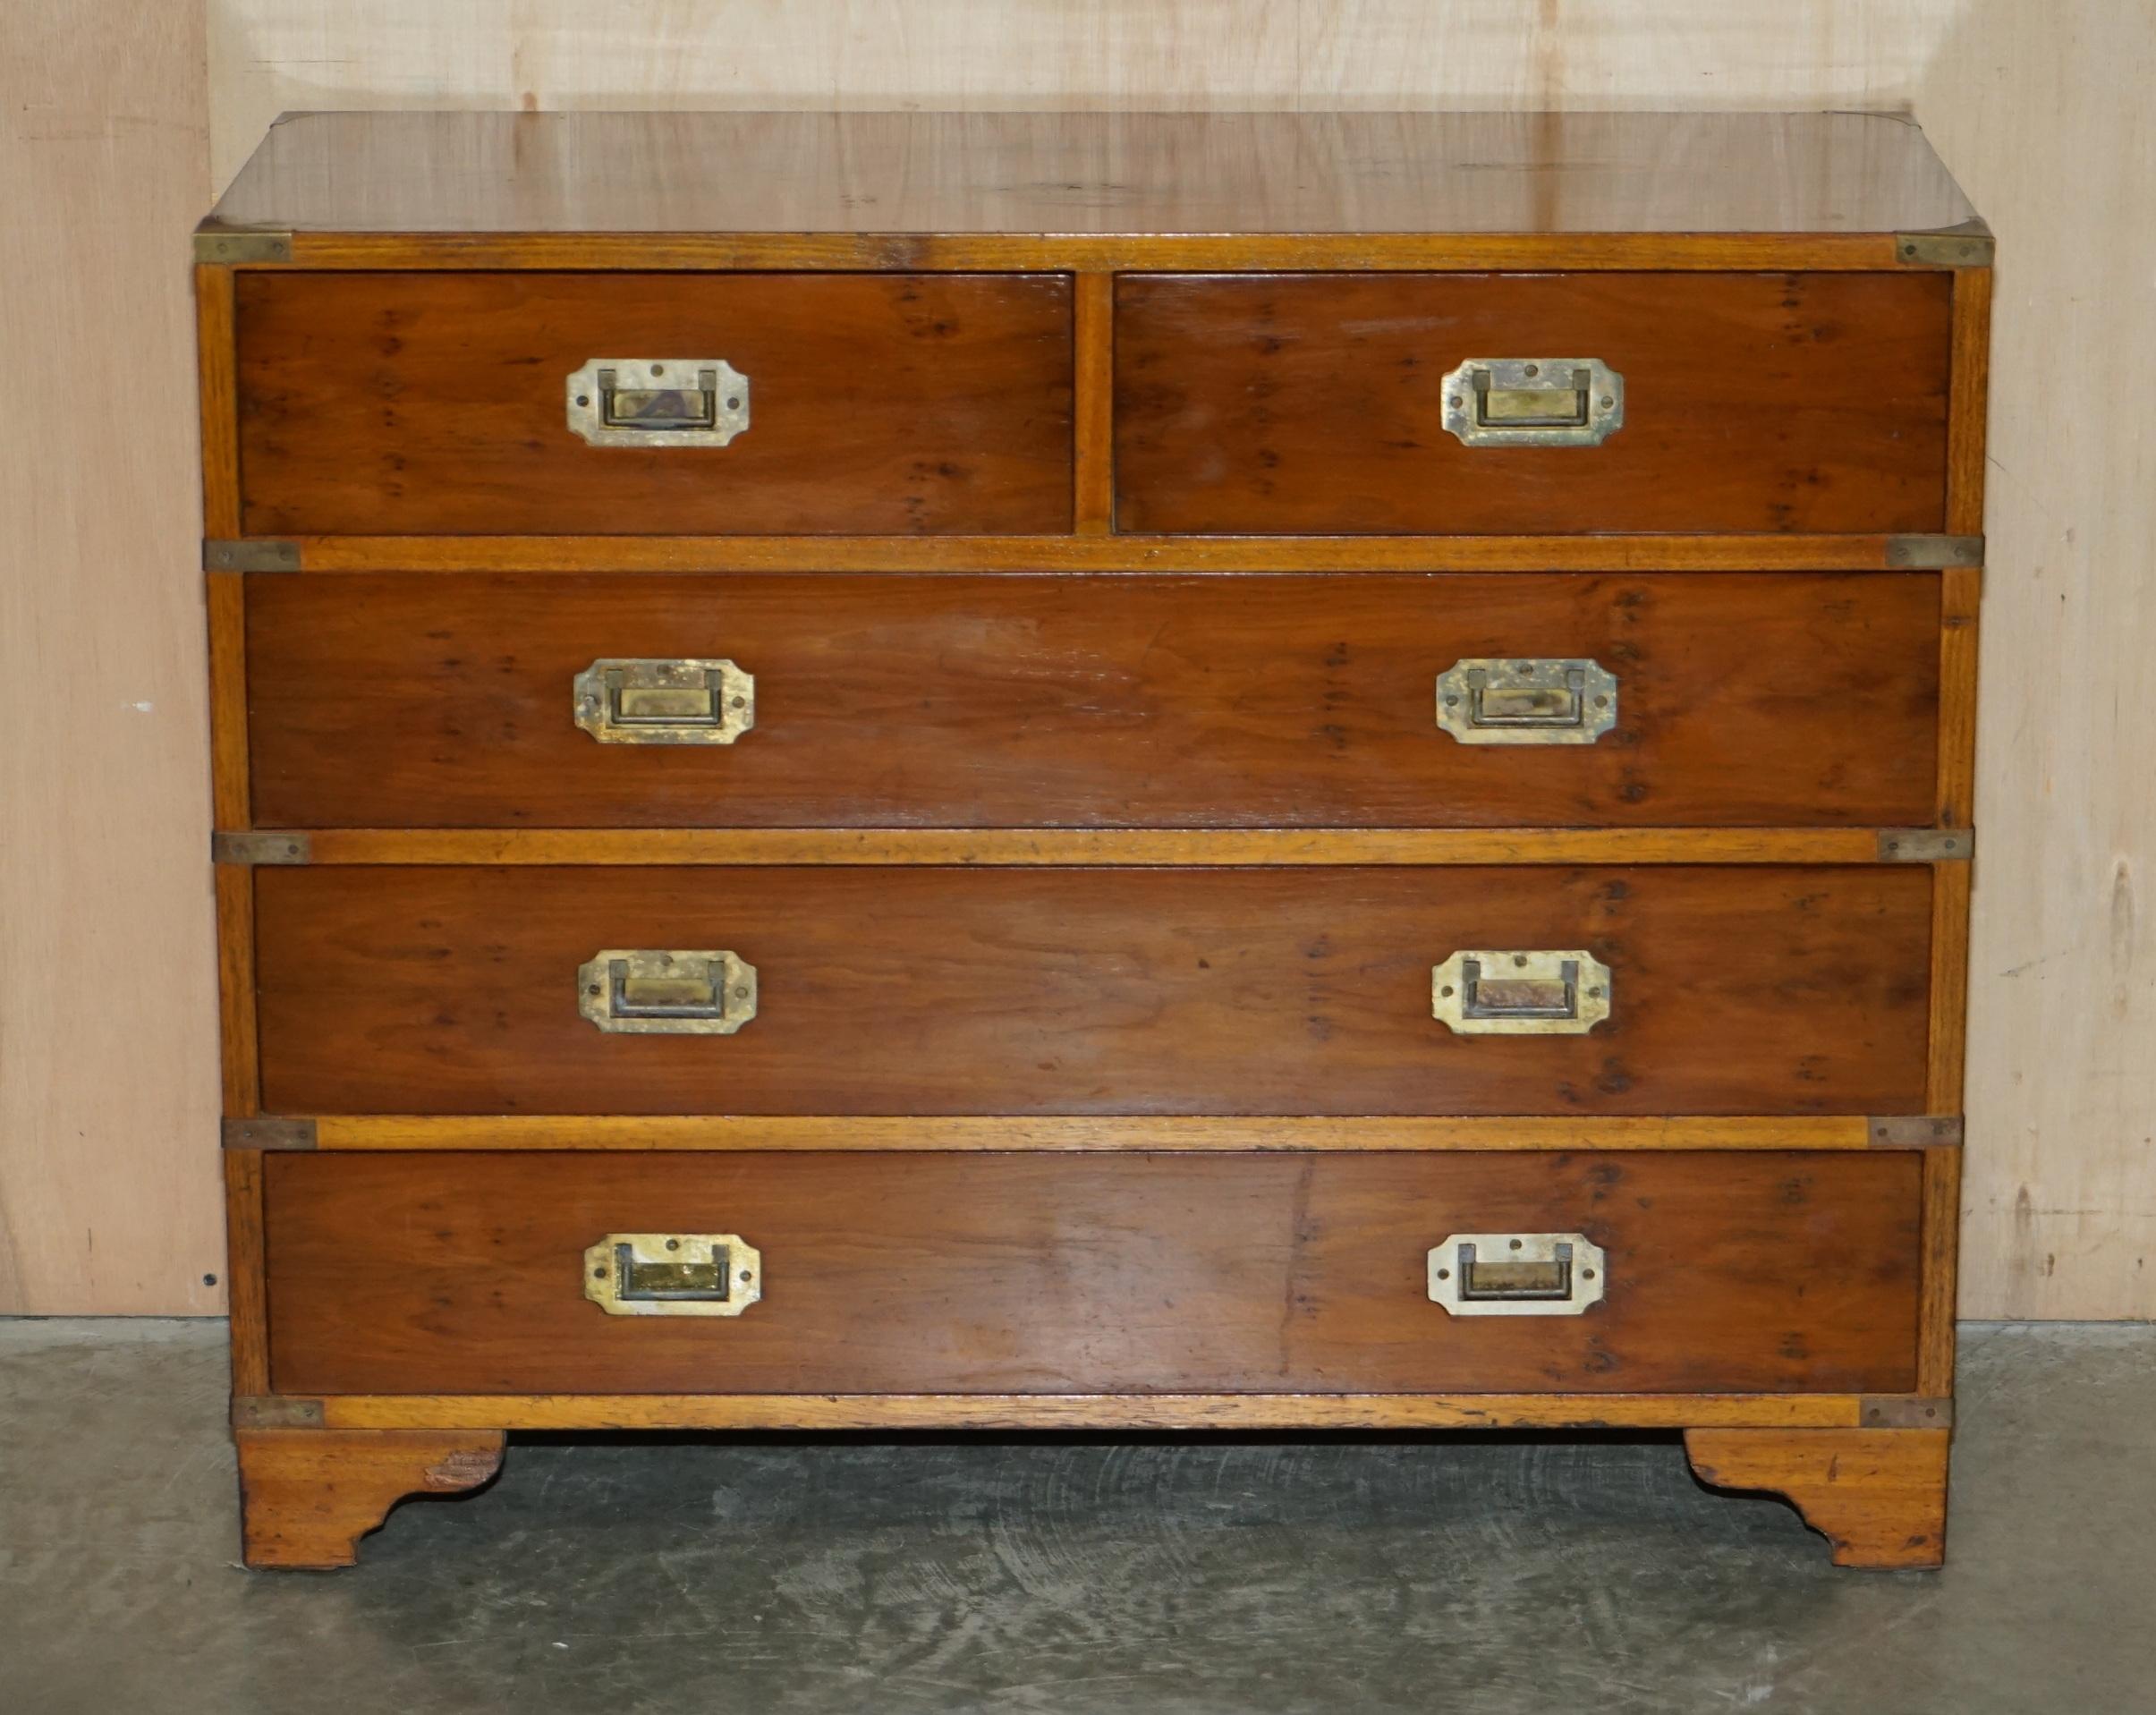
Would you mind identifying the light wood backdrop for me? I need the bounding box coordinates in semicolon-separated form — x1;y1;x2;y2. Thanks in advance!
4;1;2149;1316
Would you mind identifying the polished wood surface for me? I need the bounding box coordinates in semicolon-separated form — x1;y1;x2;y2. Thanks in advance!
244;572;1940;830
205;111;1977;238
251;865;1932;1116
314;1392;1872;1431
277;828;1923;866
301;1115;1882;1152
1116;273;1952;536
283;534;1938;573
262;1150;1923;1396
1684;1427;1949;1569
234;272;1074;536
235;1427;505;1567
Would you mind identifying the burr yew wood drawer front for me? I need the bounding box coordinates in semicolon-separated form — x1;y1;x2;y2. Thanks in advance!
232;272;1077;536
1114;273;1954;536
260;1151;1924;1397
200;111;1988;1570
243;572;1941;829
248;864;1932;1117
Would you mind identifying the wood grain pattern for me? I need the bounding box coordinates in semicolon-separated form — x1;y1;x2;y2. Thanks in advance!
195;266;240;537
206;571;250;828
215;866;259;1114
261;1150;1923;1396
0;0;222;1314
302;1115;1879;1151
234;272;1074;536
1074;274;1116;532
205;111;1975;239
277;535;1934;573
1115;272;1953;536
1684;1427;1949;1568
279;828;1911;867
250;865;1934;1116
1918;1146;1961;1397
243;572;1941;830
321;1392;1868;1431
235;1427;505;1567
223;1150;270;1395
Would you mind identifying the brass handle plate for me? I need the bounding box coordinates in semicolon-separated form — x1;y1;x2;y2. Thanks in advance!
565;358;750;447
584;1233;762;1317
1436;658;1617;744
578;949;758;1035
1428;1232;1606;1317
1431;949;1610;1035
573;658;755;746
1439;358;1624;447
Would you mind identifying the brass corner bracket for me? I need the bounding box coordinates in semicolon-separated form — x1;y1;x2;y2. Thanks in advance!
1865;1116;1964;1150
194;228;293;266
1858;1397;1955;1430
231;1396;326;1430
1894;222;1994;267
1884;535;1983;570
204;539;301;573
1877;828;1973;862
213;832;311;866
223;1116;318;1151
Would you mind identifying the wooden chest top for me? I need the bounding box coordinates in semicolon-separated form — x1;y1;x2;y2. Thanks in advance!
199;109;1984;264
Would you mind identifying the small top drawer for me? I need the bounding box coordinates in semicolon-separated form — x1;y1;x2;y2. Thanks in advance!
1114;272;1952;535
233;272;1075;535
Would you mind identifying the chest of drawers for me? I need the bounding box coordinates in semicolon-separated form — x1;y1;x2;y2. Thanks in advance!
197;110;1988;1570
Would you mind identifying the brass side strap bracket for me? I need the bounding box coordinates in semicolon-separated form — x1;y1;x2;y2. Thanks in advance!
194;228;294;266
232;1397;326;1430
1893;222;1994;267
1858;1397;1955;1429
1884;534;1983;569
1876;828;1973;862
214;832;311;866
1866;1116;1964;1150
205;539;301;573
223;1116;318;1151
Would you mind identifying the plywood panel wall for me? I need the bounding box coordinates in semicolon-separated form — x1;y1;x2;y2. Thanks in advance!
7;1;2139;1314
1;2;223;1312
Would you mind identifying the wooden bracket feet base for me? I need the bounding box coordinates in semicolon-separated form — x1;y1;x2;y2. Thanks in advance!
235;1428;507;1568
1684;1427;1949;1568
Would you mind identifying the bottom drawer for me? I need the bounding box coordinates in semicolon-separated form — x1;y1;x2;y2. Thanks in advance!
261;1151;1922;1397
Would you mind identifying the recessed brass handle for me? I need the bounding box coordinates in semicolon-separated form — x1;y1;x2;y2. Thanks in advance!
565;358;750;447
578;949;758;1035
573;658;754;745
1428;1232;1606;1317
1431;950;1610;1034
584;1233;762;1317
1436;658;1617;744
1439;358;1623;447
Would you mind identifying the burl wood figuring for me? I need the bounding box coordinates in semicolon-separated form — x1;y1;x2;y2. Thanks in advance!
199;110;1989;1571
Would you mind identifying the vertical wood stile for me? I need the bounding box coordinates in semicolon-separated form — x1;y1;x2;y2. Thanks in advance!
224;1149;271;1394
1917;1144;1963;1396
216;866;261;1115
195;264;242;537
1074;273;1116;533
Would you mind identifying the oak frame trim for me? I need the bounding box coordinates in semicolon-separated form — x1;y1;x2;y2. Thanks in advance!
248;533;1943;574
308;1391;1881;1432
242;827;1957;867
220;231;1944;274
292;1114;1891;1150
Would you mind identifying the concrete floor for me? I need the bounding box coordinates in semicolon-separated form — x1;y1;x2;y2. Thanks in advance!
2;1321;2150;1714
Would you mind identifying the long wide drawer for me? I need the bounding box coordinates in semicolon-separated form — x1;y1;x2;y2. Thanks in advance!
245;572;1941;829
1114;272;1952;534
251;865;1932;1116
233;272;1075;535
260;1150;1923;1396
